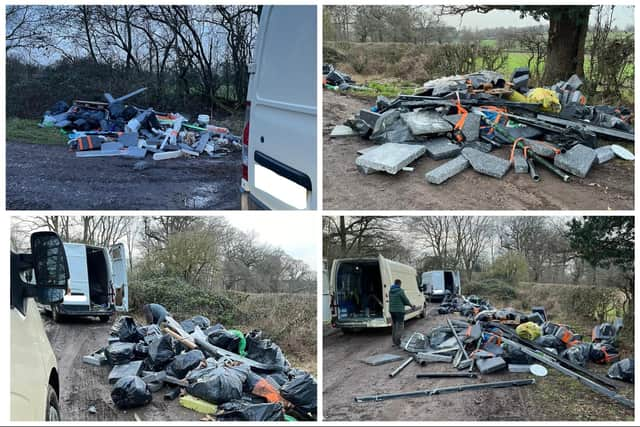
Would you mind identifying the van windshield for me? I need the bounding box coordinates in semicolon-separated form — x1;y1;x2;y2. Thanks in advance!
335;260;384;320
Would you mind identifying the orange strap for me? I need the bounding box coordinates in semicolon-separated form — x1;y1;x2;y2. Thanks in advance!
509;137;525;163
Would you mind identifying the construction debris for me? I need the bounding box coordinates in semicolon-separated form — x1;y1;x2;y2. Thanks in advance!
85;315;317;421
358;291;634;409
330;68;634;184
40;87;241;162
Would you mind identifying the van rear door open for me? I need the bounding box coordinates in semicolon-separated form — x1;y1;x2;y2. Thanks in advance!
62;243;90;307
242;6;317;210
109;244;128;311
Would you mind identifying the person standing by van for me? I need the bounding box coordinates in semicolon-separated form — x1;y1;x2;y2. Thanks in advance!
388;279;415;346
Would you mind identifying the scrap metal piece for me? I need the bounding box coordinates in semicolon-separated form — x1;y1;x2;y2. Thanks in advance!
389;356;414;378
414;352;454;365
354;379;535;403
416;372;478;379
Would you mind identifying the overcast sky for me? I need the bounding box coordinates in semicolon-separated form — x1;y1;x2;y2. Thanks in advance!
226;213;318;268
439;6;634;30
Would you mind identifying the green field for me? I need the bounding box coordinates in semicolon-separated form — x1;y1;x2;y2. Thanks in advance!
6;118;68;145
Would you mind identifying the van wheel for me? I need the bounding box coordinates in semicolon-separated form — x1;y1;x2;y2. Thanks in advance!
99;315;110;323
420;303;428;319
45;385;60;421
52;306;63;323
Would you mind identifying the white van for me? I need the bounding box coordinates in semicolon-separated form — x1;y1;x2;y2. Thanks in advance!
11;231;70;421
49;242;128;321
240;5;317;210
421;270;461;301
330;255;426;330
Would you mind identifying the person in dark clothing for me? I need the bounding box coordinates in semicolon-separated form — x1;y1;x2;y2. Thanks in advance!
142;303;170;325
388;279;416;346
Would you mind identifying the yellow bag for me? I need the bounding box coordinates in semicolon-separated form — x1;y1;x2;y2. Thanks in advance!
516;321;542;341
526;88;561;112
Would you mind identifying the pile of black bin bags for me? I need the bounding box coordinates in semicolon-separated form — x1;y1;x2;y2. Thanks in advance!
102;315;317;421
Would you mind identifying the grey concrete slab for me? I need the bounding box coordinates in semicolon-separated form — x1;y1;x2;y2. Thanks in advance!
595;145;615;164
513;149;529;173
462;147;511;178
401;110;452;136
444;112;481;141
425;155;470;184
330;125;359;138
423;137;461;160
554;144;596;178
361;353;404;366
356;143;426;175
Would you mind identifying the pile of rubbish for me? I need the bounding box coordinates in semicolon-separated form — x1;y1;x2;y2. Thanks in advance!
40;87;241;162
329;67;634;185
83;314;317;421
356;299;634;408
437;294;493;316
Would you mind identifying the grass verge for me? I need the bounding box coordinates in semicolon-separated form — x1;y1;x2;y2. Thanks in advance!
6;117;68;145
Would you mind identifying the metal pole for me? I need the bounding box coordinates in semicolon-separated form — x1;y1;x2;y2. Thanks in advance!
389;356;414;378
355;379;535;403
527;158;540;182
416;372;478;379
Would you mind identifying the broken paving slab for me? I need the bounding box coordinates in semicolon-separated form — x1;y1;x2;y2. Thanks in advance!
425;155;470;185
522;139;557;158
513;149;529;174
554;144;597;178
423;137;461;160
330;125;359;138
355;143;426;175
462;147;511;178
361;353;404;366
595;146;615;164
444;112;481;141
401;110;452;136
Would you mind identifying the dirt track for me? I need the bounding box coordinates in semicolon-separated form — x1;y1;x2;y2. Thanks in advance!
43;314;199;422
323;90;634;210
322;303;634;422
6;141;241;210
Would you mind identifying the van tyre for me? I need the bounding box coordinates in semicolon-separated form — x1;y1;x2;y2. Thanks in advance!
420;303;428;319
45;385;60;421
99;315;110;323
52;306;62;323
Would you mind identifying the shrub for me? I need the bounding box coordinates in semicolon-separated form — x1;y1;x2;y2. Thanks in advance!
489;251;529;285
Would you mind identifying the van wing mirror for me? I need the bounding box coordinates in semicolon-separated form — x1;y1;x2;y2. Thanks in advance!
30;231;69;289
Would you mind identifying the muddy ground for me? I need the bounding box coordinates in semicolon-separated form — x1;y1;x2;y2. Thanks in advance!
43;314;200;422
6;141;241;210
323;90;634;210
322;303;634;422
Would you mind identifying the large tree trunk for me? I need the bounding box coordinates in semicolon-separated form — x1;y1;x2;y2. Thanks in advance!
542;7;590;84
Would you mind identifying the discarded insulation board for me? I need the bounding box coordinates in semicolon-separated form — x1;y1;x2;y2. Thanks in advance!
513;149;529;174
425;155;470;185
357;146;378;155
75;150;122;158
330;125;359;138
462;147;511;178
355;143;426;175
423;137;461;160
362;353;404;366
180;394;217;414
554;144;596;178
401;111;452;136
595;146;615;164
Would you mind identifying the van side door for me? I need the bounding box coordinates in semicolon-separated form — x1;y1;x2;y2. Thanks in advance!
109;244;128;311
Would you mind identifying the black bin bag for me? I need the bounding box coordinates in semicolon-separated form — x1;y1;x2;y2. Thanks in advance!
111;376;152;409
105;342;136;365
280;372;317;417
166;350;204;379
146;334;175;371
216;402;284;421
186;365;247;404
